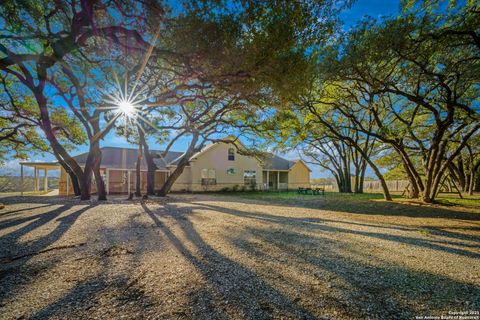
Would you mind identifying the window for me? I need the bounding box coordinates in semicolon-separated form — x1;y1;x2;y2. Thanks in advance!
228;148;235;161
201;169;216;185
227;168;236;175
244;170;256;186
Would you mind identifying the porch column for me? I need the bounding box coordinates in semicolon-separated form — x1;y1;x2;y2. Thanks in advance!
36;169;40;191
20;164;24;196
277;171;280;191
66;174;70;196
127;171;131;194
106;169;110;195
266;170;269;190
44;168;48;192
33;168;37;192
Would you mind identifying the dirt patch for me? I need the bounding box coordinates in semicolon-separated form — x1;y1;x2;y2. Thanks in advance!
0;194;479;319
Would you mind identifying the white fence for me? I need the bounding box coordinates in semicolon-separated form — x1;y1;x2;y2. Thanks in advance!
363;180;410;193
318;180;411;193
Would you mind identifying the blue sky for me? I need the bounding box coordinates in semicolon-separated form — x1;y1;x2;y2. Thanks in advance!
340;0;400;27
2;0;401;178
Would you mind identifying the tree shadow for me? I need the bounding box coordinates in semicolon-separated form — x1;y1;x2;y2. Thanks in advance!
0;204;54;217
0;195;76;205
193;202;480;258
166;200;479;317
0;203;94;305
27;251;155;319
232;226;480;318
141;202;319;319
3;207;159;319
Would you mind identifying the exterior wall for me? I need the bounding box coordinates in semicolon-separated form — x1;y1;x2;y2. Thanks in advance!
155;171;167;191
175;143;264;192
59;168;70;196
58;145;311;195
287;161;311;189
59;167;104;196
108;169;129;193
169;166;193;192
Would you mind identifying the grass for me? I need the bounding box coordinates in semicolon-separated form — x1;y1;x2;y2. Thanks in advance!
0;190;52;197
217;190;480;214
434;194;480;209
222;190;398;202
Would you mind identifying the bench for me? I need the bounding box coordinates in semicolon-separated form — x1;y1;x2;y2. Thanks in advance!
298;187;325;195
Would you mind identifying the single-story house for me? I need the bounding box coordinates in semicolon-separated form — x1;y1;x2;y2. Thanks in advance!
21;139;310;196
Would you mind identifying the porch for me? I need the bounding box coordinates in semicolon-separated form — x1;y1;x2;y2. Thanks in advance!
105;169;170;194
19;161;61;196
60;168;171;195
262;170;288;190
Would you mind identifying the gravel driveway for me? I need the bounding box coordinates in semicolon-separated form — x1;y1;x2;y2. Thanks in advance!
0;194;479;319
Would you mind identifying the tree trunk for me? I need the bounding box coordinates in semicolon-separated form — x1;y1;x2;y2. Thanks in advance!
79;161;94;200
68;171;81;196
92;146;106;200
341;152;352;193
157;134;199;196
79;142;105;201
357;161;367;194
94;166;106;200
55;156;80;196
475;166;480;192
468;170;474;196
138;124;156;196
34;89;89;199
157;162;187;196
135;143;143;197
366;158;392;201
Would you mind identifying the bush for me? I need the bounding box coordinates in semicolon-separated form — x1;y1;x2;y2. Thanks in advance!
232;185;239;192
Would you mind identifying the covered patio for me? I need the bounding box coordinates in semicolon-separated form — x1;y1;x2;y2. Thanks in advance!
19;161;61;196
262;170;288;190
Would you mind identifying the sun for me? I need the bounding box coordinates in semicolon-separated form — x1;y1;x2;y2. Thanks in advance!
117;99;136;117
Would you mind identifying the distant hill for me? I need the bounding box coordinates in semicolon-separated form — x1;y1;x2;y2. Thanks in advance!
0;176;59;192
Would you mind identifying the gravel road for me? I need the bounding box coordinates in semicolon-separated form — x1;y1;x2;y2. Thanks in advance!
0;194;479;319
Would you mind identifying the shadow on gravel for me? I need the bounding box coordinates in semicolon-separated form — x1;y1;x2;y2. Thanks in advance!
0;203;94;305
165;201;480;319
236;226;480;319
21;210;158;319
194;203;480;258
0;204;55;217
141;202;318;319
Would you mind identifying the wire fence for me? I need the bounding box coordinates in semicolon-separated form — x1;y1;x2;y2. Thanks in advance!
313;180;411;193
363;180;410;193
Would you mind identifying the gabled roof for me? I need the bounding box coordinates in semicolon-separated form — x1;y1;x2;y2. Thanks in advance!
71;145;309;172
262;154;295;170
72;147;183;170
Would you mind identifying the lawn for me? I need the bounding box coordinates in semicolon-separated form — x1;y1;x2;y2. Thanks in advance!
0;193;479;319
226;190;480;213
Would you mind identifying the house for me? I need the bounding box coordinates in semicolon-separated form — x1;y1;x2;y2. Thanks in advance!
21;140;311;196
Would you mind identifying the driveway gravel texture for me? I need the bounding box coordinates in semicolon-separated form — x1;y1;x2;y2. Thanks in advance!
0;193;479;319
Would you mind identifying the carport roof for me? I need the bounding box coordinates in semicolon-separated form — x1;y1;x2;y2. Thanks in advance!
20;161;61;170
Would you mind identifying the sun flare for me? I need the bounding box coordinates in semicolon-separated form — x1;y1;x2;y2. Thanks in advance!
117;99;136;117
